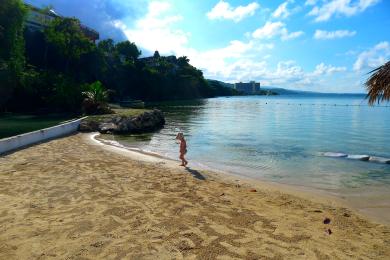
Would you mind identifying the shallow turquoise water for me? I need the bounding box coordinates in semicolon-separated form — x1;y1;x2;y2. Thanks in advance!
114;95;390;193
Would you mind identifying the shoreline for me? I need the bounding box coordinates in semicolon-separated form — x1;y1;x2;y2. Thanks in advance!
0;133;389;259
90;133;390;226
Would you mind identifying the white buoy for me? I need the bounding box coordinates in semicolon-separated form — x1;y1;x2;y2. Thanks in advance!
347;155;370;161
369;156;390;164
323;152;348;158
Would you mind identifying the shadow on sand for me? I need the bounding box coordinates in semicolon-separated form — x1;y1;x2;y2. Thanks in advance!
185;167;206;180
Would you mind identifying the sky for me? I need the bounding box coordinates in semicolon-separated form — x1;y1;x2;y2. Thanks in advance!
25;0;390;93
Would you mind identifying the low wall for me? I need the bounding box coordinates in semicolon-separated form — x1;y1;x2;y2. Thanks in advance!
0;117;87;155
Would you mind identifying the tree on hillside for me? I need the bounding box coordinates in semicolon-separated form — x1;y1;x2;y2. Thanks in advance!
30;17;100;111
366;61;390;105
45;17;94;72
0;0;27;111
153;50;160;59
1;2;238;113
177;56;189;67
98;39;115;54
8;16;101;112
116;41;141;62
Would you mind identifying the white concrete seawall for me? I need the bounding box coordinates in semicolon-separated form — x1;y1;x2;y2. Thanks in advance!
0;117;87;155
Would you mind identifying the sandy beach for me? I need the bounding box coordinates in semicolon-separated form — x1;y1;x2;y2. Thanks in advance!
0;133;389;259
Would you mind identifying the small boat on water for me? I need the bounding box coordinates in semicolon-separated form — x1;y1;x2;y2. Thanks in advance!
119;99;145;109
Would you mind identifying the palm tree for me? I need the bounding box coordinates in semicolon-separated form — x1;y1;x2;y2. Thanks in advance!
82;81;109;104
82;81;112;114
365;61;390;105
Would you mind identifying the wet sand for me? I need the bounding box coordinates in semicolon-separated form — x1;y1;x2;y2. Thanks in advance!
0;133;389;259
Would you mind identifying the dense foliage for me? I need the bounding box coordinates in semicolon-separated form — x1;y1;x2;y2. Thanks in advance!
0;2;238;113
82;81;113;115
0;0;27;111
207;80;242;97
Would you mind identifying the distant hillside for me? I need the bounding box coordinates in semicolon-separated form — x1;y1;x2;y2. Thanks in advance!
262;87;366;96
206;80;279;96
205;81;365;96
205;81;303;94
207;79;235;89
206;80;241;96
261;87;302;95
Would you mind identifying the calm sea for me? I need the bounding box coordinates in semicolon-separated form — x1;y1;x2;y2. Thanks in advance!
108;95;390;199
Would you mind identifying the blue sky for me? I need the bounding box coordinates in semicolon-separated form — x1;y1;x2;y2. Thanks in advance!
26;0;390;93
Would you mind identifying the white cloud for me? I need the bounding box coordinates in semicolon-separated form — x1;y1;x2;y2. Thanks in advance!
206;0;260;22
189;41;274;78
314;29;356;39
272;1;291;19
119;1;189;54
119;1;354;91
197;59;306;86
262;61;347;88
308;0;380;22
252;21;304;41
313;62;347;75
147;1;170;16
305;0;317;5
269;61;342;88
120;1;269;75
252;21;284;39
282;30;304;40
198;58;348;90
275;60;305;79
353;41;390;71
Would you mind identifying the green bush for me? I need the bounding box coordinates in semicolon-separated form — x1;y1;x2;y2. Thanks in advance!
82;81;113;115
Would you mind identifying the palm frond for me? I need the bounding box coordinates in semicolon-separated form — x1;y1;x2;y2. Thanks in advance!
365;61;390;105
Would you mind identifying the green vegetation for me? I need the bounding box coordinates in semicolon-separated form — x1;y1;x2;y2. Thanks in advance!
111;108;149;117
0;0;27;111
206;80;277;96
81;81;113;115
0;1;239;115
206;80;242;96
84;108;148;123
0;114;74;139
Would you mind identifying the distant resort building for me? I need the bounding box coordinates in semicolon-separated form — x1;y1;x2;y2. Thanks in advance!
25;4;99;42
234;81;261;94
140;55;177;67
139;52;180;73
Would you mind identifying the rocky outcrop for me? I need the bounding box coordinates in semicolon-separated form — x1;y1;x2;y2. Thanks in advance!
79;109;165;134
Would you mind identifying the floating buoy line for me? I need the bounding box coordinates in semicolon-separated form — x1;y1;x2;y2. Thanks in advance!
261;102;390;108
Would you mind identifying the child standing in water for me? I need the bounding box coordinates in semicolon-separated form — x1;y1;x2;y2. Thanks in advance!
176;132;188;166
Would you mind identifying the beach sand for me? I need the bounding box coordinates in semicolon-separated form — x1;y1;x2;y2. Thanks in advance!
0;134;389;259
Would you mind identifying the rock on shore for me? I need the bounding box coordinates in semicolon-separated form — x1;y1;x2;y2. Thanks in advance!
79;109;165;134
